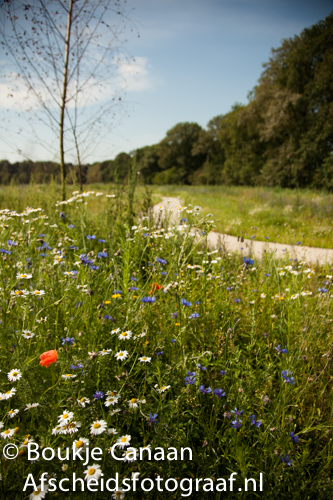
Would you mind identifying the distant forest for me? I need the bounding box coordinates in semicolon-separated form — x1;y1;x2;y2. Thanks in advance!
1;12;332;190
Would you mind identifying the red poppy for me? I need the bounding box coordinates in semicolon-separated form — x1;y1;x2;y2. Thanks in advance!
150;283;162;294
39;350;58;367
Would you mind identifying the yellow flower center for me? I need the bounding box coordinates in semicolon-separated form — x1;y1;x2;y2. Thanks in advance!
80;397;85;402
69;423;75;428
6;391;11;395
21;274;27;278
76;440;83;448
161;387;165;390
26;333;31;337
130;398;137;404
12;372;18;377
16;291;23;295
142;357;147;361
4;430;10;435
121;437;127;443
66;374;71;377
23;440;28;446
118;353;123;356
93;423;101;429
34;489;41;496
9;410;14;414
88;468;95;475
121;333;127;336
63;414;68;419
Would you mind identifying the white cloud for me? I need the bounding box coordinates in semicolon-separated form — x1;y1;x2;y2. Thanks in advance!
117;56;152;92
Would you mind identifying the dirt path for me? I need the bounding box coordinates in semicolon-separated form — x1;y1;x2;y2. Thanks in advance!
153;196;333;266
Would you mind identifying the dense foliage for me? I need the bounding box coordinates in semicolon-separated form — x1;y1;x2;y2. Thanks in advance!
0;187;332;499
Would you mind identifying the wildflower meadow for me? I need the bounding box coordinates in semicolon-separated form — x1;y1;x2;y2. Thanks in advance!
0;187;332;499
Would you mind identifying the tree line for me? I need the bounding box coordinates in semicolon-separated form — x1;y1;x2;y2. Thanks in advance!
1;11;332;190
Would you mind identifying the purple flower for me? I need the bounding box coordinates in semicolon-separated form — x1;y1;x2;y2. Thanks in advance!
156;351;164;356
199;385;212;394
198;363;207;371
171;339;177;343
282;370;295;385
59;212;65;218
195;301;200;305
70;363;83;370
275;345;288;354
318;288;328;293
226;286;233;291
68;224;75;229
93;391;104;400
141;296;156;303
290;431;299;443
185;375;196;386
231;407;244;416
156;257;167;265
130;277;137;281
98;239;106;243
61;337;75;346
87;235;96;240
7;240;17;246
104;315;114;320
90;265;99;270
0;249;11;254
189;312;200;319
220;370;227;376
230;418;242;429
148;413;158;426
181;299;192;307
235;298;241;303
112;290;122;294
97;252;108;258
69;245;78;250
171;312;178;318
250;414;262;427
129;286;139;291
265;273;270;277
280;454;293;466
160;272;167;276
213;388;226;398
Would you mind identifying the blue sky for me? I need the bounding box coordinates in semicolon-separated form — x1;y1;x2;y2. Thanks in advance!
1;0;332;163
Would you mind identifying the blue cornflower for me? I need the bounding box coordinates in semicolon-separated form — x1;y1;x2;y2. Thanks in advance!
93;391;104;400
104;315;114;320
235;298;241;303
243;256;254;266
263;332;268;338
226;286;233;291
230;418;242;429
282;370;295;385
149;413;158;426
87;235;96;240
318;288;328;293
195;301;200;305
59;212;65;218
181;218;188;222
185;375;196;386
156;351;164;356
181;299;192;307
189;312;200;319
265;236;269;240
69;245;78;250
97;252;108;258
250;235;255;239
187;371;196;376
39;234;45;237
160;272;167;276
61;337;75;346
275;345;288;354
129;286;139;291
220;370;227;376
112;290;122;294
141;296;156;303
7;240;17;246
68;224;75;229
171;312;178;318
231;407;244;416
156;257;167;265
250;414;262;427
280;454;293;466
143;233;148;237
171;339;177;343
213;388;226;398
296;242;302;245
199;385;212;394
70;363;83;370
265;273;270;277
198;363;207;371
290;431;299;443
98;239;106;243
42;242;52;250
0;249;11;254
130;277;137;281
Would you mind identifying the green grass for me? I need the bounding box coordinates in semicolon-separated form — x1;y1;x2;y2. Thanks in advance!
0;184;332;499
151;185;333;249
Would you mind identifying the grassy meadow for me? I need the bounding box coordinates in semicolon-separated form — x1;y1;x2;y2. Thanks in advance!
152;185;333;249
0;183;332;499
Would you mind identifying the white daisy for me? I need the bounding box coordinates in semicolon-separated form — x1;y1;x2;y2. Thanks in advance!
28;484;48;500
22;330;35;339
116;434;131;448
16;273;32;279
104;395;120;407
122;447;137;462
58;411;74;425
90;420;107;436
7;409;19;418
84;464;102;484
111;328;120;335
118;331;132;340
7;369;22;382
99;348;112;356
260;293;266;298
73;437;89;456
114;350;129;361
110;408;122;416
138;356;151;363
25;403;39;411
10;289;30;297
0;428;15;439
128;398;140;409
64;421;81;435
107;428;118;435
51;425;63;436
20;437;34;448
3;388;16;400
112;489;125;500
156;385;170;393
31;290;46;296
62;374;77;380
77;397;90;408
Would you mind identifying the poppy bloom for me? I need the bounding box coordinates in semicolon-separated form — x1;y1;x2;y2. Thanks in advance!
150;283;162;294
39;350;58;367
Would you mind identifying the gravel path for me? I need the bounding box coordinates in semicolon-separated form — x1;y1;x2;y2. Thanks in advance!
153;196;333;266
